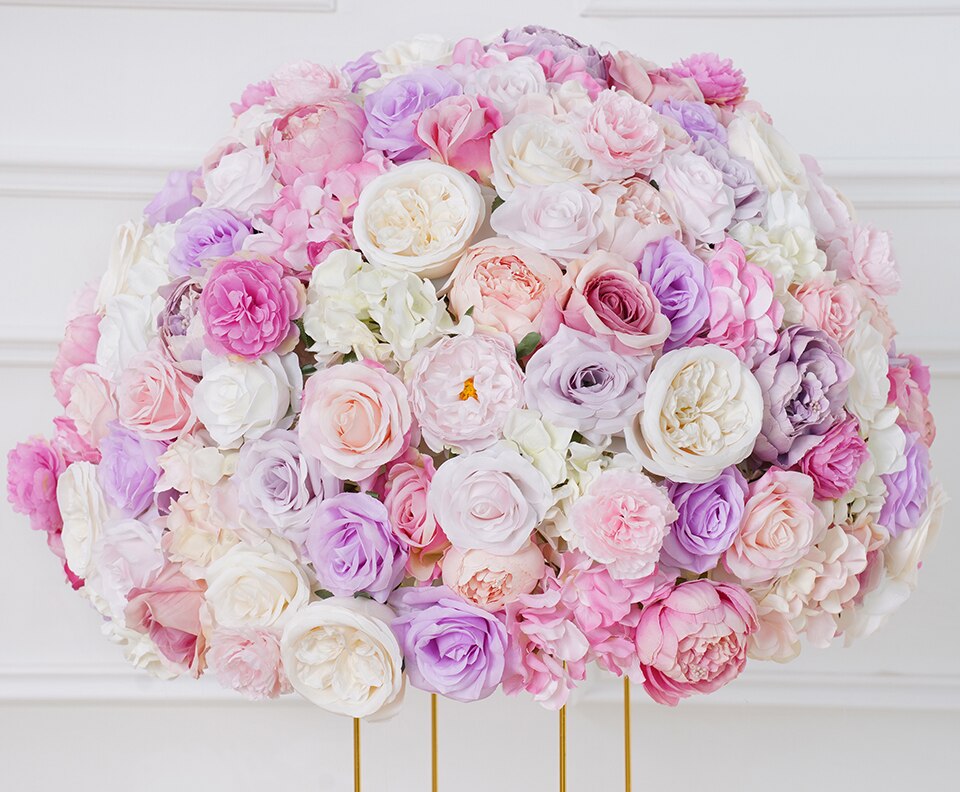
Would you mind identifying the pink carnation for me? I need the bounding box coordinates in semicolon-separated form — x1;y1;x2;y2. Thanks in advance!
6;436;65;534
888;354;936;446
671;53;747;107
51;312;100;407
826;224;901;297
207;628;291;700
415;94;502;183
268;60;351;111
795;276;861;345
797;417;870;500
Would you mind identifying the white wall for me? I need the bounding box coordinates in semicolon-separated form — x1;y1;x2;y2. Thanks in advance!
1;1;958;790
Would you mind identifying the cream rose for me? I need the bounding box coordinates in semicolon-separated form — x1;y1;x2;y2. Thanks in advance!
96;294;158;382
95;220;173;310
726;111;808;197
844;313;890;429
57;461;110;579
353;161;485;279
625;345;763;483
464;57;548;122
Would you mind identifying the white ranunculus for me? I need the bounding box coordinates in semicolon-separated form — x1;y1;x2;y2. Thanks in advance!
95;294;158;382
205;541;311;630
203;145;279;217
844;313;890;428
464;57;548;122
353;162;485;279
501;408;574;487
87;516;165;621
650;150;734;245
490;113;592;198
625;345;763;483
57;461;110;579
95;220;174;310
726;111;808;197
193;351;302;448
280;597;405;719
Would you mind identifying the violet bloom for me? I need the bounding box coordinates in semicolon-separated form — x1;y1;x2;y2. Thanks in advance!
661;467;748;574
143;169;201;225
653;99;726;144
752;325;853;467
363;68;462;162
693;138;767;223
97;423;166;517
496;25;606;82
391;585;507;702
879;433;931;538
342;50;380;90
636;237;711;351
168;208;251;276
305;492;407;602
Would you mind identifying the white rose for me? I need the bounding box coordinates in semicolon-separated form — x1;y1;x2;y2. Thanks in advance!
63;363;117;446
205;542;311;630
501;408;574;487
429;443;552;555
844;313;890;428
625;345;763;483
87;516;165;621
491;182;603;259
103;622;180;680
354;161;485;279
193;351;302;448
95;294;159;382
726;111;808;197
57;461;110;579
372;34;452;81
490;113;591;198
280;597;405;719
464;57;548;122
203;146;279;217
156;432;235;494
650;150;734;245
95;220;174;310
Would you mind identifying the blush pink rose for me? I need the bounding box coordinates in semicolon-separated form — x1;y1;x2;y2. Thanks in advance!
797;417;870;500
51;312;100;407
116;347;196;442
603;51;654;102
63;363;117;447
635;579;757;706
298;361;412;481
594;177;680;263
207;628;292;700
646;67;704;104
888;354;936;446
125;562;206;676
671;53;747;107
446;238;564;343
415;94;502;182
441;542;545;612
575;88;666;180
826;224;901;297
795;276;861;345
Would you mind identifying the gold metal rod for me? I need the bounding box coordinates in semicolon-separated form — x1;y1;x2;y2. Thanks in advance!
431;693;439;792
559;702;567;792
353;717;361;792
624;677;632;792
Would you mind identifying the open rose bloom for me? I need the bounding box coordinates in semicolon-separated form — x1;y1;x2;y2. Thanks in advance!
7;25;941;719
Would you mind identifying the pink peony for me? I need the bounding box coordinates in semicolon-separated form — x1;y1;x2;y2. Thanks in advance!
671;53;747;107
198;255;304;359
230;80;275;116
52;416;100;465
6;437;65;534
795;276;861;345
207;628;292;700
826;224;901;297
116;347;196;442
797;417;869;500
441;542;545;612
635;579;757;705
268;61;351;111
888;354;936;446
593;177;680;263
415;94;502;182
575;88;666;180
51;312;100;407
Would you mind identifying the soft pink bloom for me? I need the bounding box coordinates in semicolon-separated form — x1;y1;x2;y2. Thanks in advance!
441;542;545;612
63;363;117;447
576;89;666;180
207;628;292;700
724;468;827;585
446;238;564;343
603;51;655;102
593;177;680;263
415;94;502;182
826;224;901;297
6;436;65;534
801;154;853;242
298;361;412;481
535;50;605;98
568;467;678;580
51;312;100;406
671;53;747;107
125;562;207;675
795;276;861;345
117;347;196;442
888;354;936;446
797;417;869;500
230;80;275;116
698;238;782;366
268;61;351;110
198;255;304;359
52;416;100;465
635;579;757;706
646;67;704;104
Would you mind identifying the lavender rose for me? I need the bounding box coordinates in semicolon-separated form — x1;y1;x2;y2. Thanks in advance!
168;208;250;276
636;237;711;351
305;492;407;602
693;138;767;223
752;325;853;467
391;585;507;702
524;325;651;436
364;68;462;162
652;99;726;144
156;277;205;377
143;169;200;225
342;50;380;90
97;422;166;517
496;25;606;82
879;432;931;538
660;467;748;574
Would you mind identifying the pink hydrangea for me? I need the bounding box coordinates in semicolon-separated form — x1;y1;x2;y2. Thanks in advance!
6;436;65;534
671;52;747;106
888;354;936;446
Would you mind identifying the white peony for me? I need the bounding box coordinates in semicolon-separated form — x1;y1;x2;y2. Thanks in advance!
844;312;890;428
726;111;808;197
202;145;279;217
57;461;110;579
86;516;165;621
155;432;236;494
95;294;159;382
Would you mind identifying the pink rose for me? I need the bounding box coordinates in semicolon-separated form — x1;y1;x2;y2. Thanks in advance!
671;53;747;107
551;251;670;355
6;436;65;534
51;312;100;407
415;94;502;182
826;225;901;297
298;361;412;481
117;347;196;442
797;417;870;500
441;542;545;612
446;238;564;343
603;51;654;102
698;238;782;366
63;363;117;447
723;468;827;585
594;177;680;263
125;562;207;675
646;67;704;104
207;628;292;700
575;88;666;180
199;256;304;359
635;579;757;706
795;276;861;345
888;354;936;446
568;467;678;580
268;61;351;111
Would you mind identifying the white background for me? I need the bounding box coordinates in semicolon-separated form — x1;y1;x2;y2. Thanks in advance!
1;1;959;790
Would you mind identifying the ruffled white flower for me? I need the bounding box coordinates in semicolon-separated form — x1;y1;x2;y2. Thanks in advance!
202;145;279;217
501;408;574;488
156;432;236;494
359;34;454;95
95;219;174;311
844;312;890;428
86;516;165;621
104;622;181;681
726;111;808;197
95;294;158;382
464;56;548;122
57;461;110;579
542;440;609;542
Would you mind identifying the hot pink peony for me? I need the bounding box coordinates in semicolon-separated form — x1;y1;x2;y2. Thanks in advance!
671;53;747;107
207;628;292;700
416;94;502;182
6;437;65;534
797;417;869;500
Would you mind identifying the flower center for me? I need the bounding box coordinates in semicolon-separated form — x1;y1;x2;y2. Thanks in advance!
458;377;479;401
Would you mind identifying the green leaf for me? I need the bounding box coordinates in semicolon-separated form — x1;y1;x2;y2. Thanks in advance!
515;331;541;361
649;179;659;191
491;195;505;212
464;305;475;318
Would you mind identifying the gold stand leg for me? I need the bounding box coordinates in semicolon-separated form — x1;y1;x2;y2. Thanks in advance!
624;677;632;792
353;717;361;792
559;701;567;792
431;693;439;792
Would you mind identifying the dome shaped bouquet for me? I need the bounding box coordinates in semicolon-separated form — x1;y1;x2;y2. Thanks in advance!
7;25;943;716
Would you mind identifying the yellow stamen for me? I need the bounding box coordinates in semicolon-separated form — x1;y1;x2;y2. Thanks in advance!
458;377;479;401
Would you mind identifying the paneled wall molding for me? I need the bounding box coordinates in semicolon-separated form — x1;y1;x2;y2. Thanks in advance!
2;0;335;12
583;1;960;18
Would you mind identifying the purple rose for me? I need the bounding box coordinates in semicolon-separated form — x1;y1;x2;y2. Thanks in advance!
653;99;726;144
97;423;166;517
363;68;462;162
168;208;250;276
752;325;853;467
156;277;204;377
879;432;931;538
391;585;507;701
305;492;407;602
693;139;767;223
235;429;341;549
636;237;711;351
342;50;380;90
524;325;651;435
661;467;748;574
496;25;606;81
143;169;201;225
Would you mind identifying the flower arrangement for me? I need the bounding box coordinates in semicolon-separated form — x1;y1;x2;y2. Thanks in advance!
7;25;943;716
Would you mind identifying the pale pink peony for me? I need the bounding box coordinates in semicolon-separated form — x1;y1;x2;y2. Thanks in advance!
671;53;747;107
117;346;196;442
575;88;666;180
52;416;100;465
826;224;901;297
888;354;936;446
268;61;351;111
63;363;117;447
603;51;654;102
593;177;680;263
207;628;292;700
415;94;502;182
795;276;861;345
441;542;545;612
51;312;100;407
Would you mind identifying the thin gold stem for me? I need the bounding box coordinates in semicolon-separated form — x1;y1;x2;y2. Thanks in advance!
431;693;439;792
559;686;567;792
624;677;632;792
353;717;361;792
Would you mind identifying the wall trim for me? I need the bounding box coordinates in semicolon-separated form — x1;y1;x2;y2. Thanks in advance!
2;0;335;12
582;1;960;18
